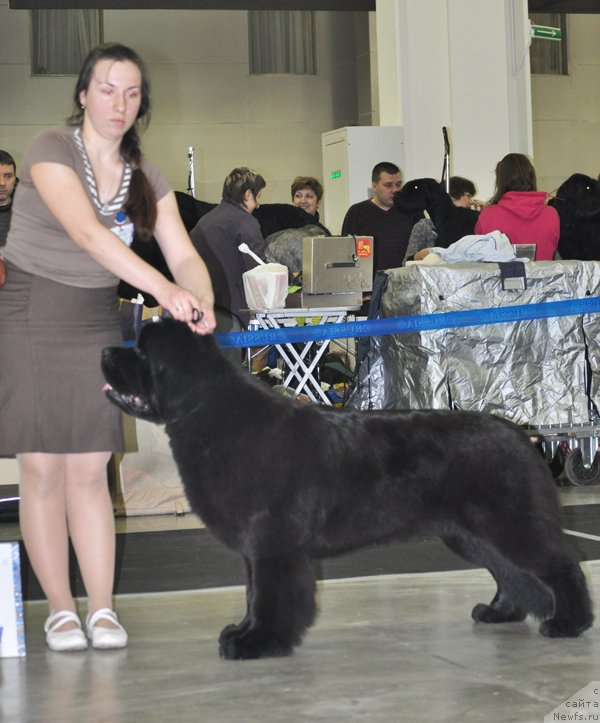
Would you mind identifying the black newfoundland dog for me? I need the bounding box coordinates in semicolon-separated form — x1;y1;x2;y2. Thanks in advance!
101;320;593;659
548;173;600;261
393;177;479;248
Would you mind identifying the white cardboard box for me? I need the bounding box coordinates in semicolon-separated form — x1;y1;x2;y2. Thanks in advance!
0;542;26;657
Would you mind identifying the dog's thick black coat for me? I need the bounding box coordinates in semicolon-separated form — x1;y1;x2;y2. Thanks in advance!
101;320;593;659
394;178;479;248
548;173;600;261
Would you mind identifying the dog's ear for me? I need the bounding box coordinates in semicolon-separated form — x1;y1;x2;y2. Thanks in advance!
137;319;223;422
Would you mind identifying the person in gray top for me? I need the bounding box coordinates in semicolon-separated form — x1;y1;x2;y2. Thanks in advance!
190;167;267;330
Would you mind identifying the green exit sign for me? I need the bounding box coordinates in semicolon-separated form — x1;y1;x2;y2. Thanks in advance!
530;23;562;41
330;170;342;179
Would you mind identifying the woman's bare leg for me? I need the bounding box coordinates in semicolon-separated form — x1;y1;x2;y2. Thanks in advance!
18;453;76;628
19;451;120;631
64;451;119;628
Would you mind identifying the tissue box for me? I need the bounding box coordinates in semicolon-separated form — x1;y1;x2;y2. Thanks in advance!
243;263;289;310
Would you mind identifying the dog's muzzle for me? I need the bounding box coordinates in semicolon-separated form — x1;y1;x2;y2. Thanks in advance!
102;384;154;415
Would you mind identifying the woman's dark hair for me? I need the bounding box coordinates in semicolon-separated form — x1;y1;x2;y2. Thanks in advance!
222;167;266;206
67;43;156;239
489;153;537;205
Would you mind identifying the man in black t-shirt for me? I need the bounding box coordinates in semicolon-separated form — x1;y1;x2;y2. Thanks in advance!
341;161;415;273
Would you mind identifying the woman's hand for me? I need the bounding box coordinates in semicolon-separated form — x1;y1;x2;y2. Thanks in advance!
157;281;216;334
152;192;217;335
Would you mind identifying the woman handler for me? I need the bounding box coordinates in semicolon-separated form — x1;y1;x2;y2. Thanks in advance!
0;43;216;651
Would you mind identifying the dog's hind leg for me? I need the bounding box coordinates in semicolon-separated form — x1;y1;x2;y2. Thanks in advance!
218;549;317;660
535;557;594;638
441;533;553;624
489;540;593;637
471;515;593;637
448;526;593;637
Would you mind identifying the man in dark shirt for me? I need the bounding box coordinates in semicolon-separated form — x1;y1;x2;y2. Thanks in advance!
0;150;17;247
341;161;415;272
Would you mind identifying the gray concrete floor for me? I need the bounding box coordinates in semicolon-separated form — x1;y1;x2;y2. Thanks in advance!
1;566;599;721
1;485;599;722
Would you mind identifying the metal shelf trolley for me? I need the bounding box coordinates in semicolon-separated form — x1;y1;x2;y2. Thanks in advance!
348;260;600;486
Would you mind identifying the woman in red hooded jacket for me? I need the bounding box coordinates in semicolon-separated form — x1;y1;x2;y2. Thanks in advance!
474;153;559;260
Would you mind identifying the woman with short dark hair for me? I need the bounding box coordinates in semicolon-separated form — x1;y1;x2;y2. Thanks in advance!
291;176;323;219
191;167;267;332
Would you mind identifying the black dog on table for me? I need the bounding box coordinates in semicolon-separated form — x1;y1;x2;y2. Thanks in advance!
548;173;600;260
101;320;593;660
394;177;479;248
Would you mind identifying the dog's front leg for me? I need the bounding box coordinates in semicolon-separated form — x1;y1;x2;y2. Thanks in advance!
219;556;254;645
218;549;316;660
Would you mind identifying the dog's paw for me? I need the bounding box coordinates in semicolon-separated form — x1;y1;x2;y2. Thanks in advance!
472;603;526;624
539;618;589;638
219;621;250;643
218;626;293;660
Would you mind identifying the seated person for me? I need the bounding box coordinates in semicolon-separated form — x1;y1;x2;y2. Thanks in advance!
449;175;483;211
190;167;266;331
402;175;480;263
291;176;323;222
474;153;559;261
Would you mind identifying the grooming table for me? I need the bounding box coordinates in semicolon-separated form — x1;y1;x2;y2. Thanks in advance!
247;306;359;404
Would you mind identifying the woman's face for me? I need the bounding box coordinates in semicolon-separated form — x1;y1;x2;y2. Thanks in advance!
293;188;319;215
79;59;142;142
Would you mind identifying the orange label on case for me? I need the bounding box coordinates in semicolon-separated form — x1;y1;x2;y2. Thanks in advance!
355;237;372;258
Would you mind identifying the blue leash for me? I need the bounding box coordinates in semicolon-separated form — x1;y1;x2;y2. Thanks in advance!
214;296;600;348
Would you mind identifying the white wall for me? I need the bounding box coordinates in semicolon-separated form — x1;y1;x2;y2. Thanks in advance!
532;14;600;194
0;4;360;214
1;3;599;223
374;0;532;201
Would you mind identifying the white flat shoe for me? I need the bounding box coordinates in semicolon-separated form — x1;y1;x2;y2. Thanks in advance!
86;608;128;650
44;610;88;652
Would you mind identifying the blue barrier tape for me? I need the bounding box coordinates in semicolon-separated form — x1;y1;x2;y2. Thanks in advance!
214;296;600;349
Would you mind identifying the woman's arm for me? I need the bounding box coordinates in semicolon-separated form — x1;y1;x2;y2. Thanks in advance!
30;162;215;333
153;190;216;329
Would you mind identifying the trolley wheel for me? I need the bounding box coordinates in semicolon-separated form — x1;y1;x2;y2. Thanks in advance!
548;444;566;479
564;447;600;486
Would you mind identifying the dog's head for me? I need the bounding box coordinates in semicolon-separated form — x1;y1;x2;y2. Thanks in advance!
101;319;221;424
549;173;600;222
393;178;444;216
